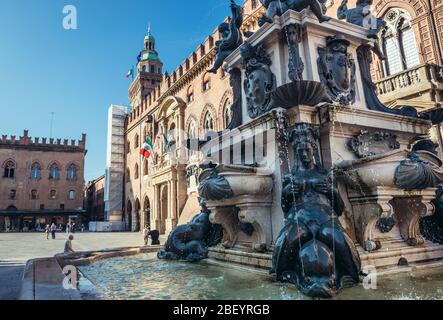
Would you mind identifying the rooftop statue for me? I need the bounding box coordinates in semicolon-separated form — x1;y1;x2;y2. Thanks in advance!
259;0;331;27
270;123;361;298
157;197;223;262
337;0;386;59
208;0;243;74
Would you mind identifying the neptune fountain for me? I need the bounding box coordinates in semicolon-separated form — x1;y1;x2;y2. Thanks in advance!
158;0;443;299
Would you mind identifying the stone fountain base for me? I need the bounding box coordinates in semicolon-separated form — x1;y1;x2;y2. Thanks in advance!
208;241;443;275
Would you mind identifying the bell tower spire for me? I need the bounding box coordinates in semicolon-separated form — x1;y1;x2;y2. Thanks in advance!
128;24;163;108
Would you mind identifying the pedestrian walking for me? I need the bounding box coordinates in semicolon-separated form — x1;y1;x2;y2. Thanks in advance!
66;223;71;234
50;223;57;239
45;224;50;240
81;224;85;232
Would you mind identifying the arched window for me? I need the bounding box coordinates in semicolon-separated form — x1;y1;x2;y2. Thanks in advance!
204;112;214;132
67;164;78;181
187;85;194;103
381;8;421;76
143;159;149;176
49;190;57;200
223;99;233;129
30;162;41;180
126;168;131;183
31;189;38;200
134;133;140;149
202;72;211;91
3;160;16;178
68;190;76;200
49;163;60;180
134;163;139;180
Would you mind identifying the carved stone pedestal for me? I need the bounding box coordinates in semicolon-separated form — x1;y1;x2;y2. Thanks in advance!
349;187;436;252
207;206;239;249
207;195;273;252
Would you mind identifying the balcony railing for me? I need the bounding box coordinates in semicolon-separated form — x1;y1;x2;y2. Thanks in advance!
375;64;443;110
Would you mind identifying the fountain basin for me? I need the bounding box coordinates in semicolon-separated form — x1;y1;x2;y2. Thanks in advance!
336;150;407;190
76;253;443;300
199;165;273;199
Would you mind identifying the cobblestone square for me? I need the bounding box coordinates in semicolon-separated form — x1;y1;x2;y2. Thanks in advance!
0;232;163;300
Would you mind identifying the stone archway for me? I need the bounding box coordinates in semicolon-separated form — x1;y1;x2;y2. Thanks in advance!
160;185;168;234
126;200;132;232
143;196;151;229
134;198;141;232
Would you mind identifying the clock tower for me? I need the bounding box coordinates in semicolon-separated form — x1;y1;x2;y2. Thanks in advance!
129;27;163;108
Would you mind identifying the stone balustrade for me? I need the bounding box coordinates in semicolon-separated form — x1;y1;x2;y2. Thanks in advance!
375;64;443;110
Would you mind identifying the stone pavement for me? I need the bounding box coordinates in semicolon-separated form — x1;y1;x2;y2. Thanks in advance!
0;232;166;300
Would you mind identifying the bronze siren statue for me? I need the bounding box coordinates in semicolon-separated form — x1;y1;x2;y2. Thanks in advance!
270;123;361;298
259;0;331;26
208;0;244;74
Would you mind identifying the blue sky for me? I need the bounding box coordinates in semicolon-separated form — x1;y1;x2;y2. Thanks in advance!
0;0;230;181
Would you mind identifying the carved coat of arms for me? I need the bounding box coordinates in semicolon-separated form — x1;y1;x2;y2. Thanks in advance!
318;35;356;105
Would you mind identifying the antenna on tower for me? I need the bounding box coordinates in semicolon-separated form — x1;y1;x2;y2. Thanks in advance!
49;112;55;139
148;22;151;34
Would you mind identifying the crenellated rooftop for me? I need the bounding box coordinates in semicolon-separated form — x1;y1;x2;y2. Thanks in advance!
126;0;265;129
0;130;86;152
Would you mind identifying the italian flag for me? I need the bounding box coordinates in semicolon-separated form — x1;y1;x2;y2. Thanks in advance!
125;68;133;79
139;137;154;159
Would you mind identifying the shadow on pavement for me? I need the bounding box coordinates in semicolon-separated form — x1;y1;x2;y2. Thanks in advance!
0;260;25;300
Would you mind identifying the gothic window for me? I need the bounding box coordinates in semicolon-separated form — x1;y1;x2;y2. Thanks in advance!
31;190;38;200
187;85;194;103
223;99;233;129
49;190;57;200
134;134;140;149
143;159;149;176
202;73;211;92
134;163;139;180
204;112;214;132
68;190;76;200
67;164;78;181
142;65;146;72
30;162;42;180
150;65;155;73
381;8;421;77
3;160;15;178
49;163;60;180
9;189;16;200
126;168;131;183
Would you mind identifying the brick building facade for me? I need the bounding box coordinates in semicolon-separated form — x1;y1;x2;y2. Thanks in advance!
85;175;105;222
0;130;86;232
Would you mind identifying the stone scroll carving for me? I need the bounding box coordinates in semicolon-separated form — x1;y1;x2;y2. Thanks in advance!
285;23;304;82
395;152;443;191
241;43;277;119
348;130;400;158
318;35;356;105
208;0;244;74
271;123;361;298
259;0;331;26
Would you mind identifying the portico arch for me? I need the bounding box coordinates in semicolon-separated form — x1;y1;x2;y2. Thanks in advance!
160;185;168;234
143;196;151;229
126;200;132;231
